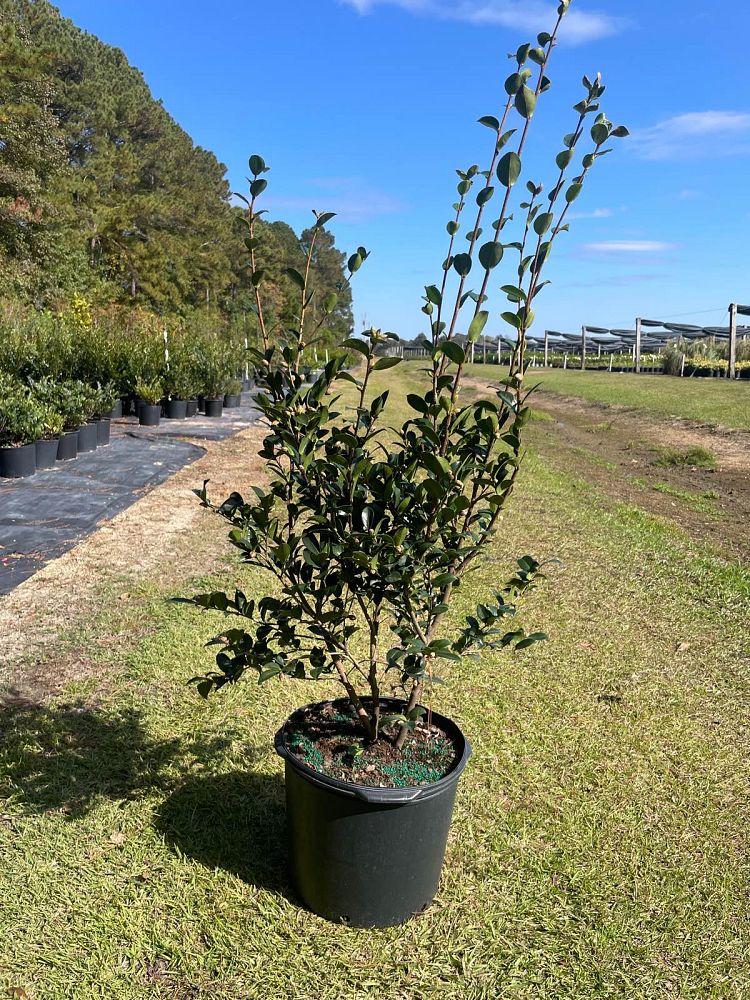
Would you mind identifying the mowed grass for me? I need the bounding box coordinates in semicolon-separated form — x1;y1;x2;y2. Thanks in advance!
464;363;750;430
1;367;749;998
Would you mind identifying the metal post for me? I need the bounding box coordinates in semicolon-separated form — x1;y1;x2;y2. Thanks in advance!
580;325;586;370
608;353;613;372
728;302;738;380
564;353;568;369
544;330;549;368
680;353;685;377
635;316;642;374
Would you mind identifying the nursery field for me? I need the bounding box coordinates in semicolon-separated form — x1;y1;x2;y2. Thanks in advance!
464;364;750;430
1;366;749;999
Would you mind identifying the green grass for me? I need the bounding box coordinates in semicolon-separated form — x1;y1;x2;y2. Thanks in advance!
465;363;750;430
1;366;749;998
630;478;719;515
655;445;717;470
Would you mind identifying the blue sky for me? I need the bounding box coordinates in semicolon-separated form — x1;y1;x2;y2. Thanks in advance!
56;0;750;339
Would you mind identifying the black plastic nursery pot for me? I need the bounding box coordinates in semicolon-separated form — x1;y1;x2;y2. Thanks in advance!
35;437;60;470
139;404;161;427
77;422;98;454
223;393;242;408
0;443;36;479
57;430;78;461
96;418;111;446
165;398;188;420
185;399;199;417
108;399;123;419
204;398;223;418
274;699;472;927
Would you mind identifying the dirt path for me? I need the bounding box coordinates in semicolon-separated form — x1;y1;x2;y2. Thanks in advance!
0;423;267;700
521;388;750;563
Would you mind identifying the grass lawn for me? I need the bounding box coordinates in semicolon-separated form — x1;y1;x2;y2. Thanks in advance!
1;367;749;998
464;363;750;430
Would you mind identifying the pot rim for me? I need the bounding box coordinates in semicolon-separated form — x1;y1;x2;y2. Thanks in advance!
274;696;471;805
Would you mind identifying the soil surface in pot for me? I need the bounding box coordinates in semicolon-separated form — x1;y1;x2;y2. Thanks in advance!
285;701;457;788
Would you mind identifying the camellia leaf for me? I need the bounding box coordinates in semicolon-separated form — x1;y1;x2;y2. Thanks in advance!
250;178;268;198
248;154;266;176
533;212;553;236
348;252;363;273
285;267;305;289
476;186;494;207
497;151;521;188
406;393;428;414
373;356;402;371
478;241;503;270
611;125;629;138
323;291;338;314
342;338;370;356
314;211;336;228
425;285;442;306
504;72;522;95
565;183;582;203
452;253;472;277
514;86;537;120
438;340;465;365
555;148;574;169
501;311;520;329
446;220;460;235
478;115;500;129
467;310;489;343
591;122;609;144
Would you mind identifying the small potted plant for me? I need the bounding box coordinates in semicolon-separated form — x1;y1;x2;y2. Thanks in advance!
183;1;627;926
223;377;243;409
92;383;118;446
35;405;64;470
0;390;44;478
134;378;163;427
76;383;100;454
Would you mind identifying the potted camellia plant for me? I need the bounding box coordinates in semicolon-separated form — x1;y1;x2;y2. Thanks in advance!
92;383;118;446
35;404;64;470
0;389;44;478
135;377;163;427
183;0;627;926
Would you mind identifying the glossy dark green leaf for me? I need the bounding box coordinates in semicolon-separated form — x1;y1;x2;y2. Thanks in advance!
250;178;268;198
478;115;500;129
515;86;537;119
373;356;402;371
285;267;305;289
248;154;266;176
497;151;521;187
476;186;494;207
467;311;489;343
439;340;465;365
452;253;472;277
478;241;503;270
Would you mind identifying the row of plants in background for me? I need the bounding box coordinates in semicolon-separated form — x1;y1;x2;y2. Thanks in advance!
0;373;117;478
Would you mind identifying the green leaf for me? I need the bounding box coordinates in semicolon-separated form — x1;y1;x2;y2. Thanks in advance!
452;253;472;277
515;632;549;650
533;212;553;236
555;148;574;169
514;86;537;119
565;183;582;204
476;186;495;207
314;211;336;228
425;285;442;306
348;252;363;273
248;154;267;176
250;269;266;287
497;151;521;188
591;122;609;144
457;179;471;195
342;338;370;356
504;72;522;95
501;311;520;329
438;340;465;365
467;310;489;343
250;178;267;198
446;220;460;236
611;125;629;138
285;267;305;289
528;46;545;65
373;356;402;371
478;115;500;129
478;242;503;270
407;393;428;414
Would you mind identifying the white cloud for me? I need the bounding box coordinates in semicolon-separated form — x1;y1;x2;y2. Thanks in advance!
262;177;406;224
339;0;626;44
583;240;677;254
567;207;613;220
632;111;750;160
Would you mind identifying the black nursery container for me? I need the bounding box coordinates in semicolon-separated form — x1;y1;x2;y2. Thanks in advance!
57;431;78;461
274;699;471;927
0;443;36;479
165;398;188;419
96;419;111;446
223;393;242;409
108;399;123;419
139;404;161;427
204;398;223;418
77;422;98;454
35;438;60;470
185;399;199;417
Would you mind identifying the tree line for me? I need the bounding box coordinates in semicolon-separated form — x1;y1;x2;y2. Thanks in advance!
0;0;353;344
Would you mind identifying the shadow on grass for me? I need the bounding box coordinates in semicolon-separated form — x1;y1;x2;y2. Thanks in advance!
155;771;290;895
0;697;233;818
